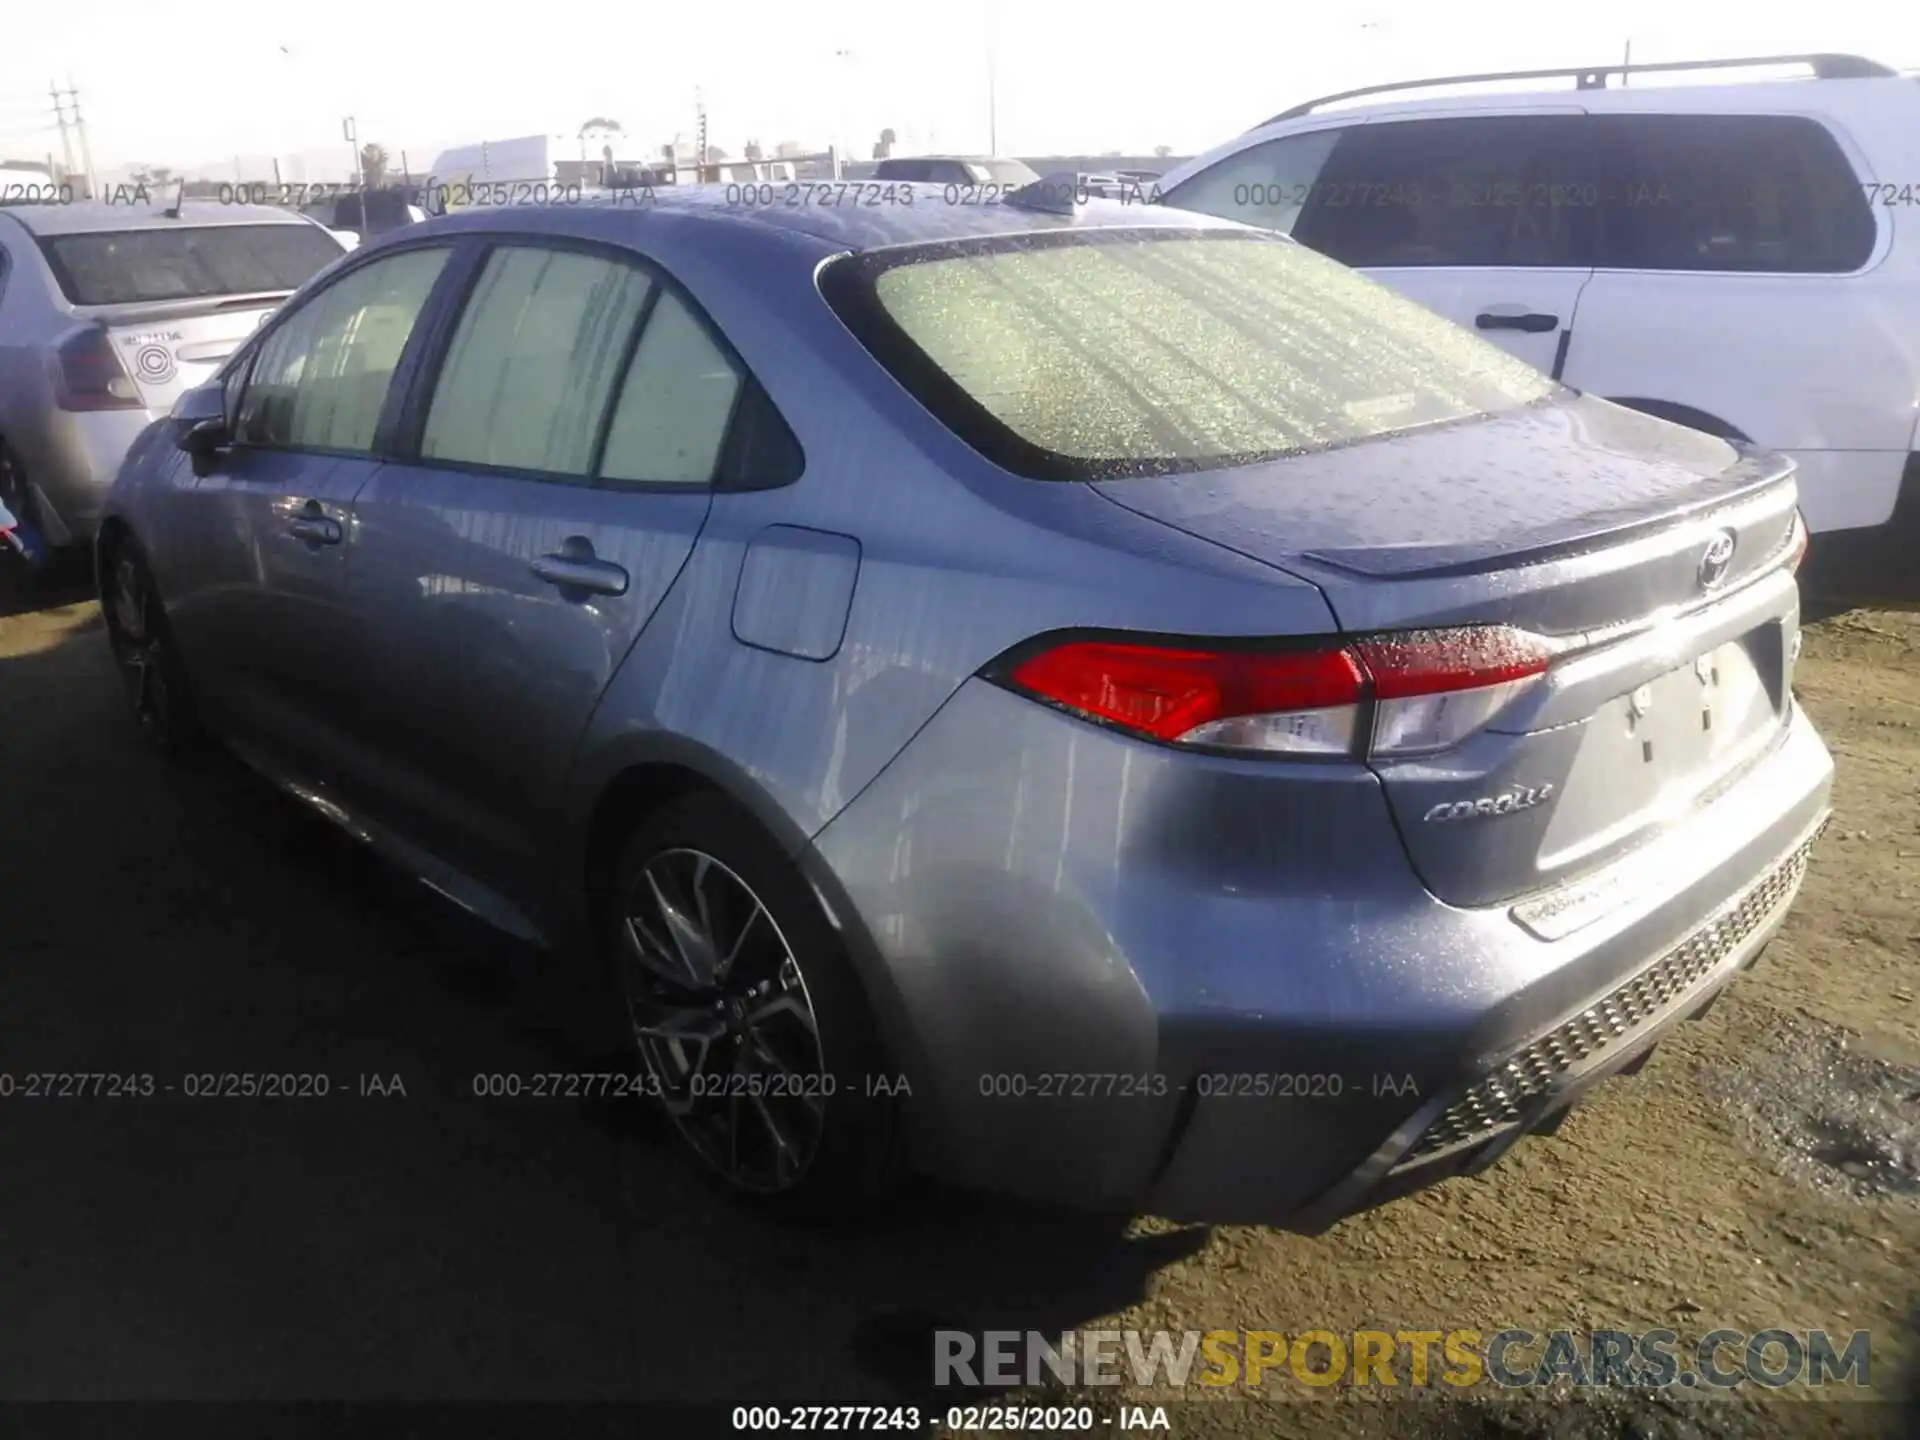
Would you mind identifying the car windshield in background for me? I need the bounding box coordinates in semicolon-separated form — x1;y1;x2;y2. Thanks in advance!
37;224;344;306
822;229;1556;481
970;159;1041;185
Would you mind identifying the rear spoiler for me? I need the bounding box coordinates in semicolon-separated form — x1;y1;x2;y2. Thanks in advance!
73;292;295;327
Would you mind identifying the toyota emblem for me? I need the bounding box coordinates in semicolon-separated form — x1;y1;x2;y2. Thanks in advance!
1697;529;1736;590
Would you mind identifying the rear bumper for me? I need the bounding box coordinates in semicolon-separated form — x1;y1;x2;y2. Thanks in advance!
812;680;1833;1227
1145;708;1830;1229
1799;453;1920;606
1282;805;1824;1232
19;409;156;547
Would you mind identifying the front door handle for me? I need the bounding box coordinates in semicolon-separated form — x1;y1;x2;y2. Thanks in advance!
287;502;342;546
532;548;629;597
1475;310;1560;334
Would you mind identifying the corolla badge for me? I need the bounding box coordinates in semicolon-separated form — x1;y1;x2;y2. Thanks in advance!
1423;783;1555;823
1698;529;1737;590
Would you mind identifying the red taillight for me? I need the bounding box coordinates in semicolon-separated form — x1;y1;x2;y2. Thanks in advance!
996;625;1553;759
50;325;145;411
1008;642;1366;754
1354;626;1553;756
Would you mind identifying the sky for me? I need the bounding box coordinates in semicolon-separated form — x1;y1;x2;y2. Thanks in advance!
2;0;1917;179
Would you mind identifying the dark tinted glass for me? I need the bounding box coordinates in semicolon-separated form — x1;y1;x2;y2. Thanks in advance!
39;225;345;305
1593;114;1874;273
1293;116;1596;268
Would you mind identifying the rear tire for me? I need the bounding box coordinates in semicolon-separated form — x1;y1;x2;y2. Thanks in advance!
101;539;204;756
605;793;903;1217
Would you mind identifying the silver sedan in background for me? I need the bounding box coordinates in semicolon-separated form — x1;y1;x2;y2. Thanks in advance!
0;200;344;553
96;189;1829;1227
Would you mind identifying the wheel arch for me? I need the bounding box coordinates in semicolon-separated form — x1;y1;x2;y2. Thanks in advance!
563;736;937;1121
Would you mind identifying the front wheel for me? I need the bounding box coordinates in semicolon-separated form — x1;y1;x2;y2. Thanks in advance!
102;541;203;755
607;794;903;1215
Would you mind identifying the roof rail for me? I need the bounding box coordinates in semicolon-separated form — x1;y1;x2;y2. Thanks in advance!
1256;53;1898;128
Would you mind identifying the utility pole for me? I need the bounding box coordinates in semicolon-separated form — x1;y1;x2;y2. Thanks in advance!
48;82;98;198
1623;38;1633;85
48;83;76;186
985;0;999;155
66;76;95;196
344;116;368;243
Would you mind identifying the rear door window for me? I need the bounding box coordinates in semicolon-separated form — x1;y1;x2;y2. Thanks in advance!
1593;113;1875;273
235;245;450;453
1292;116;1597;269
419;245;654;478
37;224;346;305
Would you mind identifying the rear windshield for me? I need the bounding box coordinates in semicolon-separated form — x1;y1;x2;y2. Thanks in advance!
820;228;1556;481
37;224;345;306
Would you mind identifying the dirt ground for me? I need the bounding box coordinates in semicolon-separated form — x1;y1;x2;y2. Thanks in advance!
0;567;1914;1439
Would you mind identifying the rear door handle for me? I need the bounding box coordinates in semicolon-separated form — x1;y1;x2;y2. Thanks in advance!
287;503;342;546
1475;310;1560;334
532;552;629;597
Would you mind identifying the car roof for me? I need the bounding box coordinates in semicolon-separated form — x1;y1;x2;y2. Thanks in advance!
1236;66;1920;134
1283;73;1915;124
0;200;320;238
411;181;1236;256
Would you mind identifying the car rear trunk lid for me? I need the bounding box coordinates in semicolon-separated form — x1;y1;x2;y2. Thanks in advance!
81;295;286;411
1092;394;1805;908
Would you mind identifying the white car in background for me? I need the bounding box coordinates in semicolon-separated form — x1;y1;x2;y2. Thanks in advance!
1157;52;1920;603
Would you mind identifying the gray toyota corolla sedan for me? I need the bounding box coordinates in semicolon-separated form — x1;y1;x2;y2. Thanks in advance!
96;184;1832;1227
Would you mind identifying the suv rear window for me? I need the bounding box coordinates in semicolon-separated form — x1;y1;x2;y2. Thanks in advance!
1592;114;1875;273
820;229;1554;481
37;224;345;306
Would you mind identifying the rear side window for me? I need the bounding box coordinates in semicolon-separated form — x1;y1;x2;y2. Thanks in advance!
1159;130;1343;235
420;246;654;478
236;246;449;453
598;291;743;487
1292;116;1596;268
822;229;1556;481
37;224;346;305
1593;114;1874;273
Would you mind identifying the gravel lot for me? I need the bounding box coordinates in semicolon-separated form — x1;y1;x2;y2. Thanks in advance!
1;565;1914;1438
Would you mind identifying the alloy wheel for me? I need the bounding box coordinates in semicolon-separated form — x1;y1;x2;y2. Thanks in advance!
108;554;172;737
617;846;829;1193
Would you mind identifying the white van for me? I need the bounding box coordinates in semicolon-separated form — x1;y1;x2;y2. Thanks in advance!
1157;53;1920;602
423;135;566;210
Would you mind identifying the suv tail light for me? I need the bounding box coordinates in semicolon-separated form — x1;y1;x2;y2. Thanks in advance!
993;626;1554;759
49;325;145;411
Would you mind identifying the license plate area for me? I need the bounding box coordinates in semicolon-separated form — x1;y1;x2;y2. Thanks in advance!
1537;626;1786;868
1617;630;1782;779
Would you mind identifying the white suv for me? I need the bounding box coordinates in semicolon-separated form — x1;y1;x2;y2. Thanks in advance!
1157;53;1920;603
